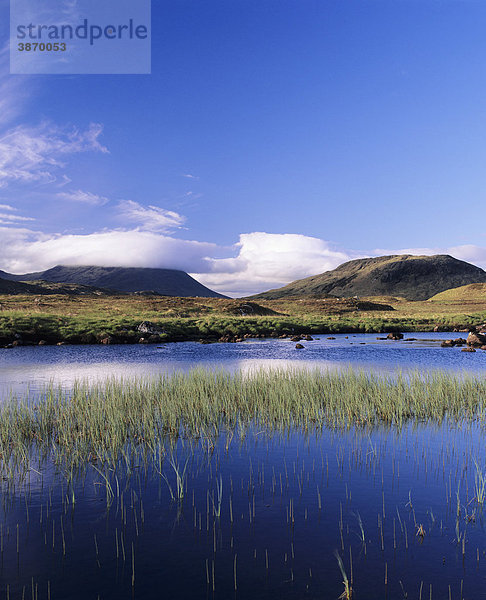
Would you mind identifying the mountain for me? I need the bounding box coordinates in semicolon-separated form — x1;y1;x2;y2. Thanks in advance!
0;269;44;282
0;276;120;296
0;266;226;298
251;255;486;301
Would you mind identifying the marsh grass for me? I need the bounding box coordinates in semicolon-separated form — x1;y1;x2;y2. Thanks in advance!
0;367;485;478
161;454;189;501
0;390;485;600
473;459;486;506
334;550;352;599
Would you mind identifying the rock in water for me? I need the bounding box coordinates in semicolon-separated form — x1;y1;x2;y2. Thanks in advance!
466;331;486;347
387;332;404;340
441;340;455;347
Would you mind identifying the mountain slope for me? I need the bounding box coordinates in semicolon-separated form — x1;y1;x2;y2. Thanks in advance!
252;255;486;301
0;278;39;295
0;266;226;298
428;282;486;303
0;270;44;282
0;277;120;296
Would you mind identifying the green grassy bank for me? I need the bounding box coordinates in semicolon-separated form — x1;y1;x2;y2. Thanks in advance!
1;293;485;346
0;313;481;346
1;310;484;346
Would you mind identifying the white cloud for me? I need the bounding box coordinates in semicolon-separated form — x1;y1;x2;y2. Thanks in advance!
57;189;109;206
200;238;486;297
1;225;486;297
0;213;34;225
118;200;186;232
195;232;352;296
0;122;108;188
0;227;217;274
0;203;34;225
57;175;73;187
0;228;345;295
446;245;486;266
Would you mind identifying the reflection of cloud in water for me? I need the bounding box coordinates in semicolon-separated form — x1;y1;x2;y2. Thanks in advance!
1;357;350;399
1;362;184;399
233;358;346;375
2;331;485;399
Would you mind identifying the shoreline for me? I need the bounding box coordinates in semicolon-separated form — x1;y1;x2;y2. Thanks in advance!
0;293;483;348
0;320;471;348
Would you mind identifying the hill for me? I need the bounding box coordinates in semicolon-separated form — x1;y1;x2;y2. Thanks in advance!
0;278;39;295
0;265;226;298
428;282;486;303
251;254;486;301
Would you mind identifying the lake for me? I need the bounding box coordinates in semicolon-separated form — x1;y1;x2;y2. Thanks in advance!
1;417;484;599
0;333;485;599
0;331;484;398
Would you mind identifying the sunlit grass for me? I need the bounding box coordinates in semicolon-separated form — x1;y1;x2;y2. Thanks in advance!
0;368;485;479
1;292;486;344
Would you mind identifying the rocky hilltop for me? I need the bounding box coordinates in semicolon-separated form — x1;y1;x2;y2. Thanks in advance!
252;255;486;301
0;265;226;298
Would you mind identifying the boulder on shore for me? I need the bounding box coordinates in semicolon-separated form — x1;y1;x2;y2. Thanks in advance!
137;321;165;335
295;343;304;349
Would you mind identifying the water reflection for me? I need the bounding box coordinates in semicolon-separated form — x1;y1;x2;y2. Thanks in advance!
1;331;485;398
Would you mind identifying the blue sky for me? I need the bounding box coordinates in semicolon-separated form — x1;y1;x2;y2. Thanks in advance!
2;0;486;296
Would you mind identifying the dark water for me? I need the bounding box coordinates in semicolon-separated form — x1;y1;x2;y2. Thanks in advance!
1;332;485;398
1;333;485;598
1;423;485;599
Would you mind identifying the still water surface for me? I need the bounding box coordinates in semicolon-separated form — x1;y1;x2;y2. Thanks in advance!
1;422;484;599
1;332;485;397
0;333;485;598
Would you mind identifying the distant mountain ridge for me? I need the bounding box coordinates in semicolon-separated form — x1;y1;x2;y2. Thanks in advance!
252;254;486;301
0;265;226;298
